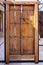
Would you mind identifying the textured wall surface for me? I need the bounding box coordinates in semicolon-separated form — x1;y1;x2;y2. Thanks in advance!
0;0;4;60
0;0;4;11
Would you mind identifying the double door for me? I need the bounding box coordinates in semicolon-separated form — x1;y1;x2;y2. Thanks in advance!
5;2;38;63
9;5;34;55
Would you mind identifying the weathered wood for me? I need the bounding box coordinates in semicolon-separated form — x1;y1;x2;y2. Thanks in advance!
10;55;34;59
6;4;10;63
5;1;39;63
34;3;39;63
4;1;40;5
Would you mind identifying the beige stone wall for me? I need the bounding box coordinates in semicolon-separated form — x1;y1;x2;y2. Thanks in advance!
0;0;4;14
0;0;4;37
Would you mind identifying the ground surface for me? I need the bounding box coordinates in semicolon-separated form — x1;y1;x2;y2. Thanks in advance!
0;63;43;65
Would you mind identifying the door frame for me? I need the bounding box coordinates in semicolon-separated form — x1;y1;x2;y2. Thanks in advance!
4;1;39;63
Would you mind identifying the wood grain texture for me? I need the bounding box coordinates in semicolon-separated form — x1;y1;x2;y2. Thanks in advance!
34;3;39;63
10;55;34;59
6;4;10;63
4;1;39;5
9;5;34;55
5;2;39;63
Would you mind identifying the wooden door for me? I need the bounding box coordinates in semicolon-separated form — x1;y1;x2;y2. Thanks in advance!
9;5;34;55
5;1;39;63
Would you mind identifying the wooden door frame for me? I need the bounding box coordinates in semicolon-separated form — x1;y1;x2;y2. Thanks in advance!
4;1;39;63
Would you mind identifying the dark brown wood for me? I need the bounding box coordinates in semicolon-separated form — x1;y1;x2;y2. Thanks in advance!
39;11;43;38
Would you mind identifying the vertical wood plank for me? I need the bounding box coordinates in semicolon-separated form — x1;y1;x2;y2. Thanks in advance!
6;4;10;63
34;3;39;63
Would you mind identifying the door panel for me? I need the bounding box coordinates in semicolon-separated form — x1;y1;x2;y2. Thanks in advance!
9;6;21;55
9;5;34;55
21;38;34;54
21;6;34;54
9;37;20;55
21;24;33;36
10;6;21;24
9;24;20;36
